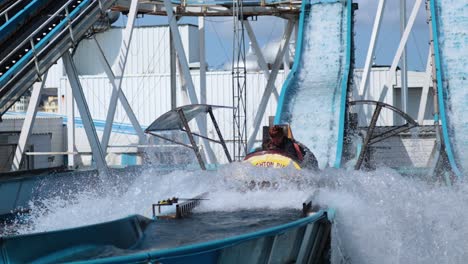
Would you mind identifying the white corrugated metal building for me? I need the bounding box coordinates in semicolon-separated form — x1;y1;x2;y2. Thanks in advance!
39;24;433;166
42;24;287;165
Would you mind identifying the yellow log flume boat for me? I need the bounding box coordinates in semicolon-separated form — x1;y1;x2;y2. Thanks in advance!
243;150;302;170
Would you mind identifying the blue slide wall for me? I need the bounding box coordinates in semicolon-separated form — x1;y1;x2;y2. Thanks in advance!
430;0;467;178
275;0;352;169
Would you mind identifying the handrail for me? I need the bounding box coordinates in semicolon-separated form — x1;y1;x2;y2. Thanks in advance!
0;0;23;21
0;0;96;92
0;0;79;67
0;0;98;114
0;0;52;45
22;0;97;61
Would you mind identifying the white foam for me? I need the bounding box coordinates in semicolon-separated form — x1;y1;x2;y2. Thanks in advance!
10;163;315;234
314;168;468;264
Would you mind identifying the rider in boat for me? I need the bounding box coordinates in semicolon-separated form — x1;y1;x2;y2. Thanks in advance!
263;125;318;170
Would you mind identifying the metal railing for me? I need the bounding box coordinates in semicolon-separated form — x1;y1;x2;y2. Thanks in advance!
0;0;86;75
0;0;24;22
0;0;116;115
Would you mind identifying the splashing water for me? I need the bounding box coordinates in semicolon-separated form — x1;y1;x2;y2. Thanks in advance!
316;169;468;264
7;163;316;235
4;163;468;263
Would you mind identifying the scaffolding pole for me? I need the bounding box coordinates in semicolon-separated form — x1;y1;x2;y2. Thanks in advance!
232;0;247;160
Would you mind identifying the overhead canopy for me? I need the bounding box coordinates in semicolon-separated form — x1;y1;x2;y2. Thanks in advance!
145;104;232;132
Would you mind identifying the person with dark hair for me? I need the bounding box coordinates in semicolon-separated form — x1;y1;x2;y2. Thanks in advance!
262;125;318;170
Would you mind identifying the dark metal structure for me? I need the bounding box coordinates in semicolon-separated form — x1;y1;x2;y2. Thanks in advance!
350;100;418;170
145;104;233;170
152;192;209;219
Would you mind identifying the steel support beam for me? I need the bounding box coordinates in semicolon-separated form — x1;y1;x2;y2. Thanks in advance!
400;0;408;113
163;0;198;106
177;59;190;106
359;0;386;97
247;20;294;150
178;109;206;170
111;3;302;17
426;0;439;127
66;77;75;168
170;29;177;109
163;0;218;164
243;20;280;100
93;38;147;145
294;21;299;49
283;19;291;77
378;0;423;102
417;50;432;124
208;108;232;163
11;72;48;171
63;52;108;173
425;0;445;178
355;104;382;170
199;16;208;138
101;0;139;153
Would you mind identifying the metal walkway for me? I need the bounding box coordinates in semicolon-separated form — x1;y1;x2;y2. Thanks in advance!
0;0;117;116
430;0;467;178
275;0;352;169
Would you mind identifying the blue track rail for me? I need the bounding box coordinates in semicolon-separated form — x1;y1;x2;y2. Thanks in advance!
0;215;151;263
0;0;92;89
0;211;333;263
430;0;467;178
275;0;352;169
0;0;53;44
0;0;29;26
0;0;117;116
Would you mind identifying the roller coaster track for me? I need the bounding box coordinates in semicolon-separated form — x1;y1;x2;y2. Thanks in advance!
275;0;353;169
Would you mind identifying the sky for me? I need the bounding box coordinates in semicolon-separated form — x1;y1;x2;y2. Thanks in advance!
115;0;430;71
